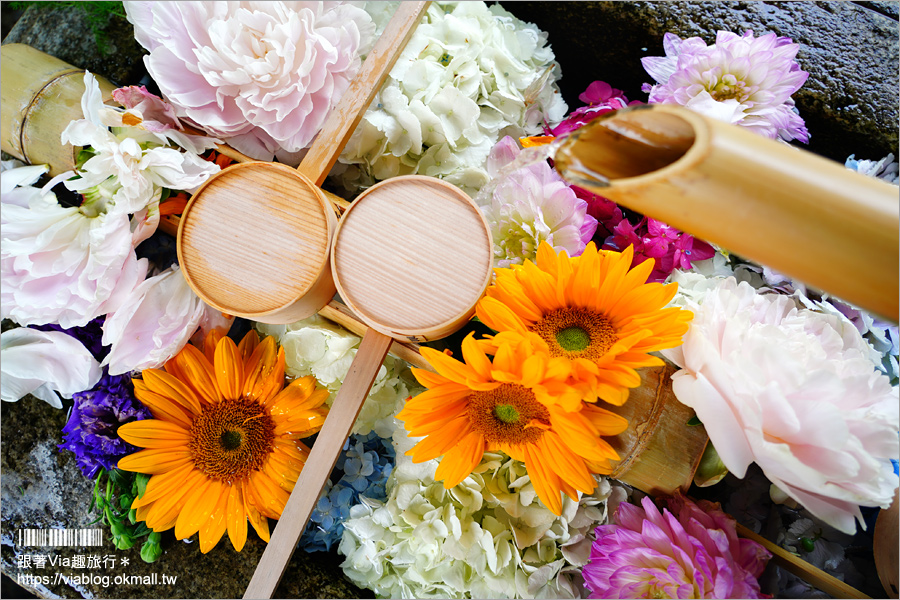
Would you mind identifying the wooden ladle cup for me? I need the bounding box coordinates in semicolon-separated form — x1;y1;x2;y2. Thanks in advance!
244;175;492;597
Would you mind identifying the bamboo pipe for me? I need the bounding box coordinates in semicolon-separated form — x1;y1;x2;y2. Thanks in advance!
553;104;899;322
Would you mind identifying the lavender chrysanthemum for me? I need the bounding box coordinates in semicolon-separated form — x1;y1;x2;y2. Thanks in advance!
583;495;771;599
59;370;151;478
642;31;809;142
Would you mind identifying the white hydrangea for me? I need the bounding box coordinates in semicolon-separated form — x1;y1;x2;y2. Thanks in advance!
338;429;612;598
333;1;567;197
256;315;422;437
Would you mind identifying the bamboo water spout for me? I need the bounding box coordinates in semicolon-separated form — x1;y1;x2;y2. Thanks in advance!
553;104;900;322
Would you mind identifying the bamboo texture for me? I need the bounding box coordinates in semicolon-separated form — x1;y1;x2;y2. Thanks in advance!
0;44;116;176
554;104;900;322
874;489;899;598
735;523;871;599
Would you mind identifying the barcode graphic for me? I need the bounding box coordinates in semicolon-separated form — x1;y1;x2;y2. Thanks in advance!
17;528;104;547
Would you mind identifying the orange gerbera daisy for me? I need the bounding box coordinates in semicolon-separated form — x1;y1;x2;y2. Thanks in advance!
117;330;328;553
398;332;627;515
476;241;692;408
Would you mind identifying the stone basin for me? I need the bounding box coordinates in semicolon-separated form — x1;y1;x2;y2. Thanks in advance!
1;2;897;598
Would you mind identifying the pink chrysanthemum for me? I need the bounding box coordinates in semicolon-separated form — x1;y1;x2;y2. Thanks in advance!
583;495;771;599
642;31;809;143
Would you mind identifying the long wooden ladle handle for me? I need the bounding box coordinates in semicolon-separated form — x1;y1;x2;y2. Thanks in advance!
296;1;430;186
244;329;392;599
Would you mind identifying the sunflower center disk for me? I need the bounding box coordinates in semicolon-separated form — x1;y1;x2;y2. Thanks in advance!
468;383;550;445
531;307;618;360
189;397;276;482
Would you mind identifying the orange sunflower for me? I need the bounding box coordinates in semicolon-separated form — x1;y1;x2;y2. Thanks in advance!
476;241;691;408
398;332;627;515
117;330;329;553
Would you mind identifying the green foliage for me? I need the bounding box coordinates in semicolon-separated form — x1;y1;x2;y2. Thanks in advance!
9;2;126;54
89;468;162;562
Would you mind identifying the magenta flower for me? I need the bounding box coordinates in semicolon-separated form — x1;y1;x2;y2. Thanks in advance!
672;234;714;271
642;31;809;143
583;495;771;599
547;80;632;137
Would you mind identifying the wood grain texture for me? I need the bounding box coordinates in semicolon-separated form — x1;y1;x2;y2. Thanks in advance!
296;1;430;186
735;523;871;599
874;489;899;598
243;329;392;600
332;176;493;341
177;162;336;321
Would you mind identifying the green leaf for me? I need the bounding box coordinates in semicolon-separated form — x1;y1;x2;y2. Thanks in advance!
693;443;730;487
686;415;702;426
135;473;151;499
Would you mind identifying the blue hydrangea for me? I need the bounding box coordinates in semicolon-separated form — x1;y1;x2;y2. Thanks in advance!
300;431;394;552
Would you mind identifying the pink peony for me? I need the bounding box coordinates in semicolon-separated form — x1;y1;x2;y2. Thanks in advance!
480;136;598;267
583;495;771;599
663;278;900;534
123;1;376;160
642;31;809;143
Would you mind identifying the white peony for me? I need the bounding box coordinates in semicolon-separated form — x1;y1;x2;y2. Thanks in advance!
256;315;422;437
333;1;567;197
124;1;376;161
101;265;232;375
1;328;102;408
1;162;148;328
663;278;899;534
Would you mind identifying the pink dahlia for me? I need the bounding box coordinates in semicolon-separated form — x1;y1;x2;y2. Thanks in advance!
123;1;376;160
642;31;809;143
583;495;771;599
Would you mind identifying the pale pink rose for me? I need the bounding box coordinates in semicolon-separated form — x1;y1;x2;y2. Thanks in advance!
124;1;376;160
102;265;232;375
663;278;899;534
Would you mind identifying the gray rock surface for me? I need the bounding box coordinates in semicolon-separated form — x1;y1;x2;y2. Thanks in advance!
2;3;148;86
505;1;900;162
0;393;369;599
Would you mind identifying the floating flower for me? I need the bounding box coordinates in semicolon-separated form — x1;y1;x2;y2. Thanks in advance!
479;136;598;267
117;331;329;552
101;264;232;376
124;1;376;160
1;161;148;328
662;278;900;534
846;153;899;185
547;80;632;137
583;495;771;599
642;31;809;142
333;1;567;196
0;327;102;408
397;332;625;515
301;431;394;553
60;72;220;236
339;426;615;599
257;315;423;438
59;371;152;478
476;241;692;406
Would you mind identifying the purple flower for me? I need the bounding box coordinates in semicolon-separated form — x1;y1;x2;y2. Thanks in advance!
583;495;771;599
34;317;108;361
58;370;151;478
642;31;809;143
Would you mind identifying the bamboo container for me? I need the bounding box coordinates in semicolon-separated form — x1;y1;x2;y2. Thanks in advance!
1;44;116;176
605;362;708;495
553;104;900;322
